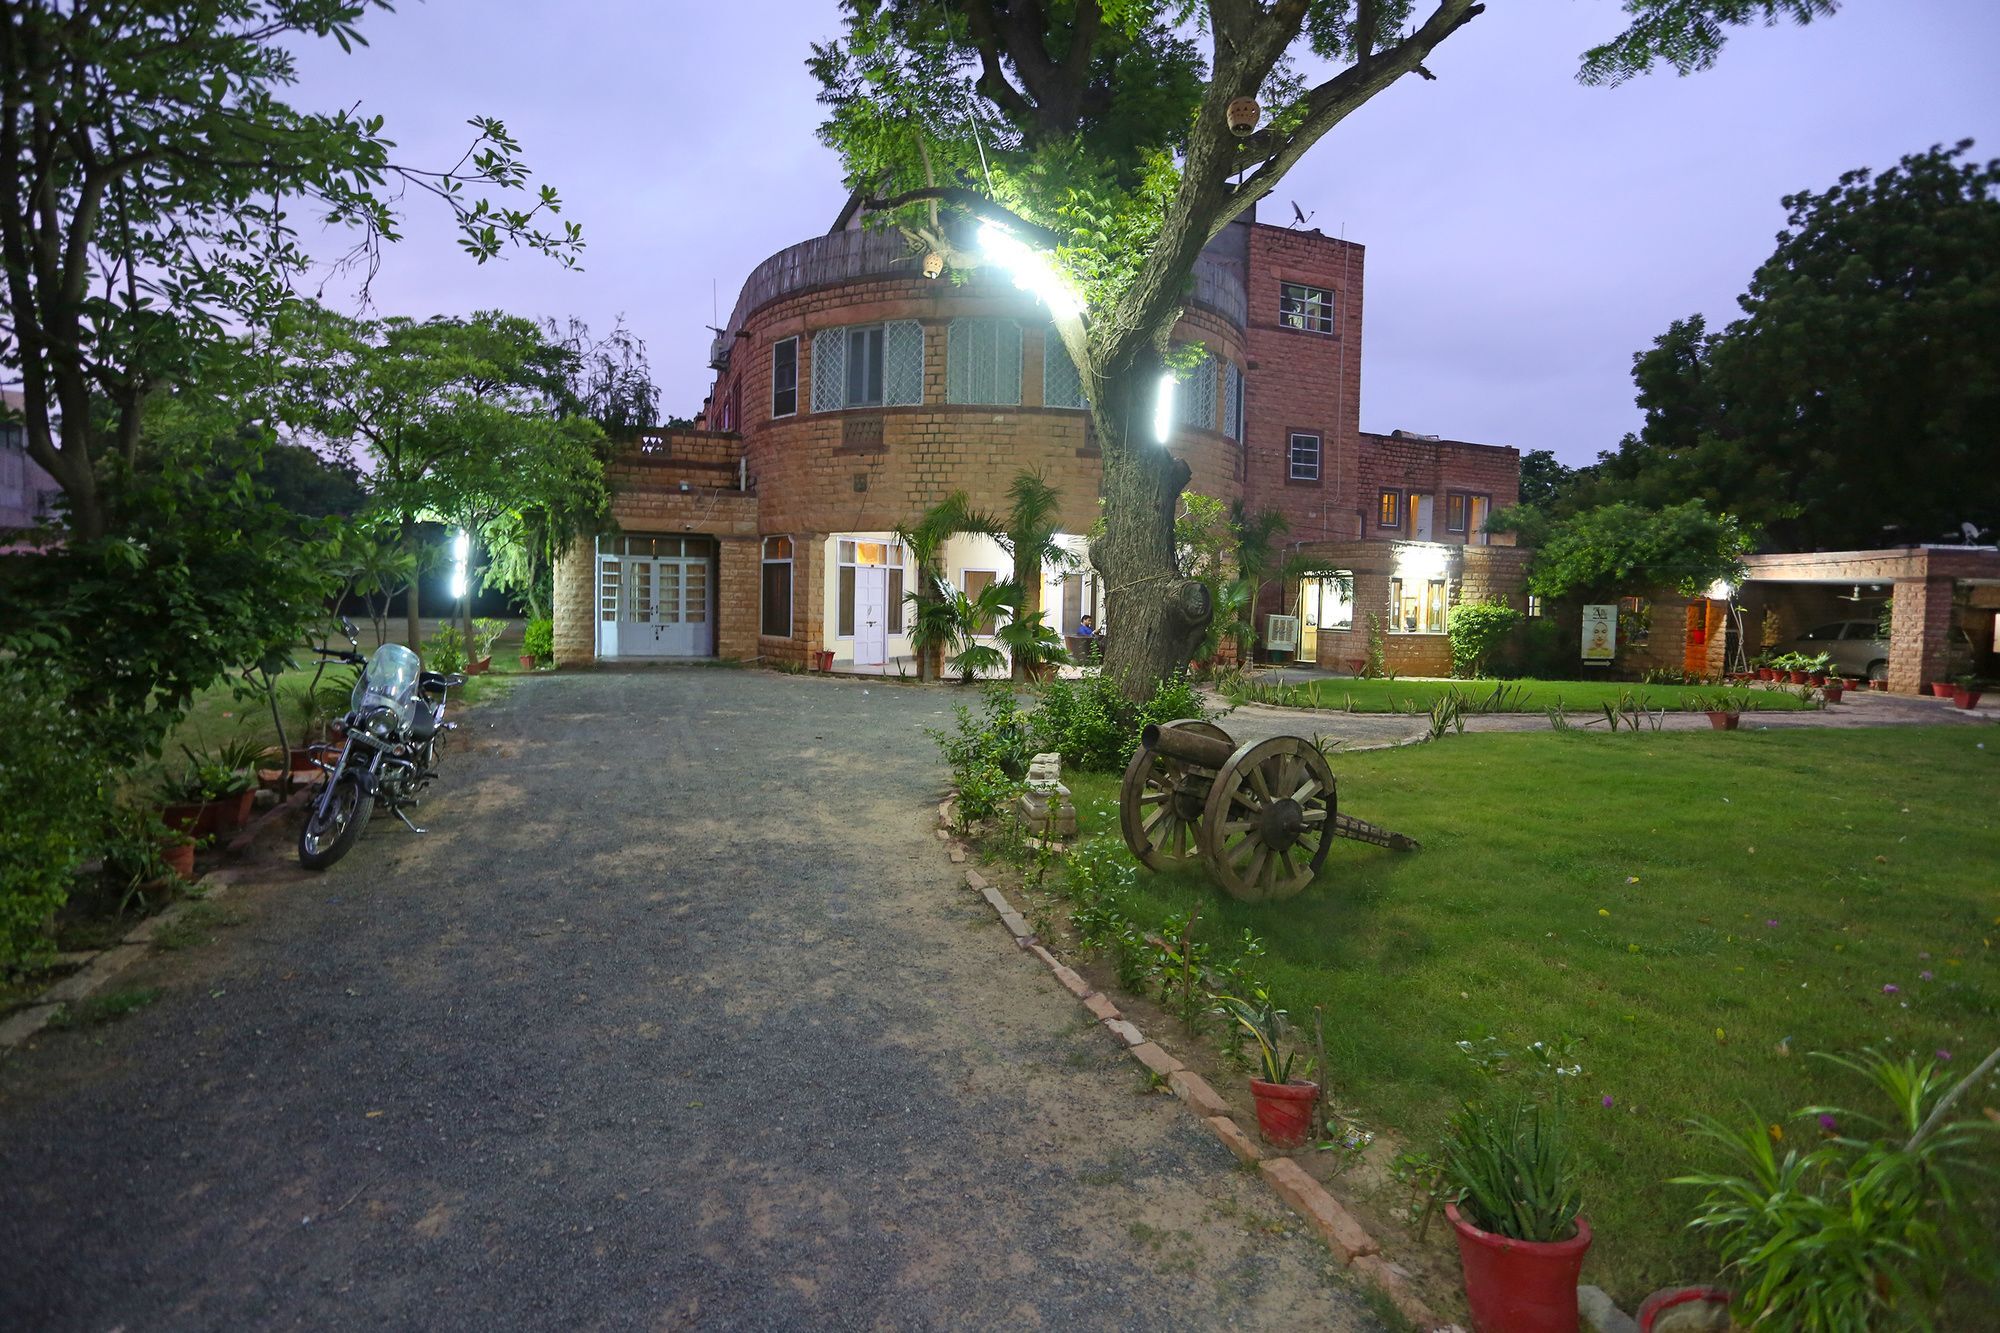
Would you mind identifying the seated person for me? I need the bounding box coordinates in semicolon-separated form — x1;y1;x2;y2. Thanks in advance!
1076;615;1096;639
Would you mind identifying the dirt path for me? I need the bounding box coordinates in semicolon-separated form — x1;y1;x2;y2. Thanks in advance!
0;670;1382;1331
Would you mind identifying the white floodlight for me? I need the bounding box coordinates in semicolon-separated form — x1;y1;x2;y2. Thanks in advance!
450;530;470;601
977;220;1082;321
1152;373;1176;444
1706;578;1735;601
1393;543;1450;581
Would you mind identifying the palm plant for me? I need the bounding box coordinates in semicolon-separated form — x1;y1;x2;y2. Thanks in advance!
997;470;1079;680
944;580;1022;683
897;490;995;682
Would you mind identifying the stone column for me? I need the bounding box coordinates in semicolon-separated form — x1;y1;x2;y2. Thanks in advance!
1887;577;1954;695
551;543;597;668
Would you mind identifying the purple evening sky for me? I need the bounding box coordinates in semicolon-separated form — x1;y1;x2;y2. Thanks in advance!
288;1;2000;466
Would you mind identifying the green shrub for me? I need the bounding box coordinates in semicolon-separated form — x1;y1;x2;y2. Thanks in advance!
1448;601;1525;677
1491;615;1570;679
522;616;554;661
0;664;107;970
422;625;467;673
1031;672;1211;773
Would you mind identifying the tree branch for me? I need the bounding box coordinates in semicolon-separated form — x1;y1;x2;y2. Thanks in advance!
859;186;1063;248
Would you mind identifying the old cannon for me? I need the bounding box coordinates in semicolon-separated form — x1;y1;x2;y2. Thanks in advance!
1119;719;1419;902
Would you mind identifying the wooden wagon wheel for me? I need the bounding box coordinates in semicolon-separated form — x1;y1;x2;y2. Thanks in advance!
1198;737;1338;902
1120;719;1233;871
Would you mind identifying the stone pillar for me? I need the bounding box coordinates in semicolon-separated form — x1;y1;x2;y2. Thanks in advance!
1887;577;1953;695
552;542;596;668
715;536;760;661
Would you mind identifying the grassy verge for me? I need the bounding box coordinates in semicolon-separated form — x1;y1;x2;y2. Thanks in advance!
1061;724;1997;1305
1226;676;1817;715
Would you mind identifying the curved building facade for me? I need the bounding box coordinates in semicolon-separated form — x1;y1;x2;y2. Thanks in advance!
553;203;1524;675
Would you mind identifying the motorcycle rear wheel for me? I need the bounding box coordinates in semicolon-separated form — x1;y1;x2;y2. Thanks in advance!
299;773;373;870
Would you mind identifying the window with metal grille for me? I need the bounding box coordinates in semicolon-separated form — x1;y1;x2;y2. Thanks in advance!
771;337;798;418
811;322;924;411
946;319;1022;405
1289;432;1321;481
1043;330;1088;409
1175;352;1216;431
1223;363;1245;440
1279;282;1337;334
761;536;792;638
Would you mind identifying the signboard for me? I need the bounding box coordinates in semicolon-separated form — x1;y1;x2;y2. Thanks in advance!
1582;604;1618;664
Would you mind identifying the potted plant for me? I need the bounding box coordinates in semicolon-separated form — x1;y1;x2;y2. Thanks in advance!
423;624;468;674
176;736;262;832
1635;1287;1734;1332
521;616;553;671
1929;680;1955;698
1952;674;1983;709
470;617;507;673
1442;1083;1589;1333
1870;676;1889;691
1822;678;1844;704
997;609;1071;683
1688;692;1742;731
1673;1045;1999;1333
1218;992;1319;1148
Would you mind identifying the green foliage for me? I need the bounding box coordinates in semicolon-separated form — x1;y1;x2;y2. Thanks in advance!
523;617;555;662
996;609;1071;671
3;0;579;540
1675;1047;2000;1331
1571;143;2000;548
423;626;468;675
1448;601;1526;678
1217;989;1311;1086
0;664;106;971
1501;499;1751;602
1029;672;1208;773
471;618;509;660
1443;1036;1586;1243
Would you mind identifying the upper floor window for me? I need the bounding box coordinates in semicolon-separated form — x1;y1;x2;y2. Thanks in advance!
1223;363;1245;441
1377;489;1402;529
1289;432;1321;482
1044;330;1088;409
1175;351;1217;431
946;319;1023;405
812;320;923;412
771;337;798;418
1445;491;1467;533
1279;282;1336;334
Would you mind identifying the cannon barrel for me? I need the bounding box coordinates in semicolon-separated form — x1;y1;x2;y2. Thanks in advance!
1139;721;1236;771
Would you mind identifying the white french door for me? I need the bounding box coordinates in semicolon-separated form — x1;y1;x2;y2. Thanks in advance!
597;537;714;658
854;566;888;666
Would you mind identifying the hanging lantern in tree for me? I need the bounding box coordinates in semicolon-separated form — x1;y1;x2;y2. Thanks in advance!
922;250;945;279
1226;97;1260;136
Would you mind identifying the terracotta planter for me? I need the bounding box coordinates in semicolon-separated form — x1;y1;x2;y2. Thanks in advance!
1706;710;1741;730
1954;688;1983;709
1756;668;1774;681
1823;683;1843;703
160;800;212;836
1870;678;1888;691
519;654;538;671
159;840;196;881
1788;671;1809;685
816;649;836;672
1638;1286;1735;1332
463;657;489;676
1447;1203;1593;1333
209;788;255;832
1248;1078;1319;1147
1930;681;1955;698
1807;673;1827;687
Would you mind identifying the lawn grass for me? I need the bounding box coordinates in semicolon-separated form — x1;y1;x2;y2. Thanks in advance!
1228;676;1817;715
1063;724;1998;1306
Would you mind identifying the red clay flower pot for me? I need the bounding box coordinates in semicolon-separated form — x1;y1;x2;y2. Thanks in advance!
160;801;212;836
1870;678;1887;691
519;654;538;671
1755;668;1773;681
817;649;836;672
1706;711;1740;730
208;788;255;832
1930;681;1955;698
1638;1286;1734;1331
1788;670;1809;684
1954;688;1982;709
1447;1203;1593;1333
1248;1078;1319;1147
159;840;196;881
1823;683;1843;703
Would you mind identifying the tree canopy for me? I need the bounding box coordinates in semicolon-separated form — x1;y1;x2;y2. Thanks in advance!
809;0;1840;691
1573;141;2000;550
1505;498;1752;602
0;0;581;539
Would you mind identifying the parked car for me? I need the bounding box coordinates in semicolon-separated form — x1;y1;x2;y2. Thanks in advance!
1778;619;1975;681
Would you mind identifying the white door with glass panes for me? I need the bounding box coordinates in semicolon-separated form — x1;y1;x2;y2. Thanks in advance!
854;566;888;665
1414;495;1434;541
596;536;713;658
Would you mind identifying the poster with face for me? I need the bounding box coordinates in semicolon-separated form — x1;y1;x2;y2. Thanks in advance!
1582;604;1617;663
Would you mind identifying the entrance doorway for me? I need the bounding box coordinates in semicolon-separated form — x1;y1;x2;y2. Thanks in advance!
854;565;888;666
596;535;714;658
1298;572;1354;663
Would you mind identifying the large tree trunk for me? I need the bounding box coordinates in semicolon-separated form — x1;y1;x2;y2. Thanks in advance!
1010;543;1039;682
1089;363;1211;700
402;512;421;653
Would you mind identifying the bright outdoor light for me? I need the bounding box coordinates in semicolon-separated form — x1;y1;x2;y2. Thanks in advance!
1393;543;1450;581
1152;373;1176;444
449;530;470;601
976;221;1082;321
1706;578;1734;601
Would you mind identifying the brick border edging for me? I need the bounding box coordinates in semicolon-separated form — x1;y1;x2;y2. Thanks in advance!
0;785;316;1053
945;815;1463;1332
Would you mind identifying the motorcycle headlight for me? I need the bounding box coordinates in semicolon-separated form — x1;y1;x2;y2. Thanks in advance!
368;709;394;738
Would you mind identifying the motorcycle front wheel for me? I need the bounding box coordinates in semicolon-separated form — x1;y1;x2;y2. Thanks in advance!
298;773;373;870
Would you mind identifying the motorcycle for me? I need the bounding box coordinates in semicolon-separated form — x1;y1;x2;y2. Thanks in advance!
298;618;464;870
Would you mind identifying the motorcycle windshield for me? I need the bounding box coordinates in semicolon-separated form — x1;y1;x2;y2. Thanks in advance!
353;643;422;723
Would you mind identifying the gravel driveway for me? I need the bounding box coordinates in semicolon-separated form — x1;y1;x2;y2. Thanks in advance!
0;670;1381;1332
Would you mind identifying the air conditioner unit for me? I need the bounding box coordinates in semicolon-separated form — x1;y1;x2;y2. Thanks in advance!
1265;614;1300;654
